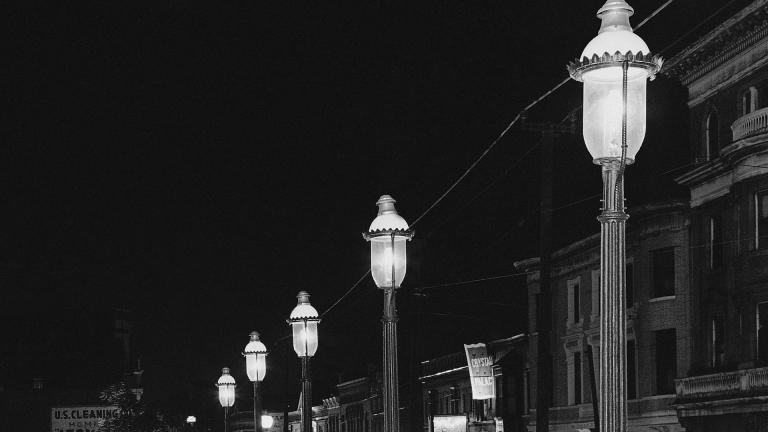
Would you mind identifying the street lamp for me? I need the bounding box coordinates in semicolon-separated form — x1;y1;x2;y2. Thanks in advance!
363;195;413;432
217;367;236;432
288;291;319;432
567;2;661;432
244;331;268;432
186;416;197;429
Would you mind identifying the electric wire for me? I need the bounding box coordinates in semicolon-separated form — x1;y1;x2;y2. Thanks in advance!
316;0;705;320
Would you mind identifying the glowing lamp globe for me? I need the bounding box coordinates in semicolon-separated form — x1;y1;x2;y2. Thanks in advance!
243;331;268;382
288;291;319;357
567;0;662;163
363;195;414;289
217;367;236;408
262;415;274;429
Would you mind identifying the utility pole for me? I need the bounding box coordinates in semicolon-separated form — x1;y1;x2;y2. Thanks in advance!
522;118;574;432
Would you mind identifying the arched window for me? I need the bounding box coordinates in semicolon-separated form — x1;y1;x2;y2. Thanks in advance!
705;110;719;160
742;86;759;115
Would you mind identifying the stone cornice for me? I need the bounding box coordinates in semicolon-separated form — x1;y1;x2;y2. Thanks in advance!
662;0;768;85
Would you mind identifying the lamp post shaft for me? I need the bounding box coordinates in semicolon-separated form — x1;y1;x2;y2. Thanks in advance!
301;357;312;432
598;160;628;432
224;406;229;432
254;381;263;432
382;287;400;432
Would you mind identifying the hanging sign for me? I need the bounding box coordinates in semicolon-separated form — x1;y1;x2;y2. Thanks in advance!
464;343;495;400
51;406;120;432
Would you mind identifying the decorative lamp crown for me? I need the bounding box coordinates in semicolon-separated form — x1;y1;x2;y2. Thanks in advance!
288;291;319;357
289;291;320;322
366;195;412;235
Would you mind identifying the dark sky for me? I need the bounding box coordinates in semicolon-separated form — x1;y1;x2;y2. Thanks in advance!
2;0;745;420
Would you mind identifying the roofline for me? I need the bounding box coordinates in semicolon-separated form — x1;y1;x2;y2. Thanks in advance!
662;0;768;82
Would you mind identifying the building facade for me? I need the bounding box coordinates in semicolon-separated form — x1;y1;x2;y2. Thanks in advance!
516;201;691;432
419;335;527;432
663;1;768;431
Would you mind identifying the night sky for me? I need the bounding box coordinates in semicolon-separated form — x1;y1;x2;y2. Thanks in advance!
2;0;744;422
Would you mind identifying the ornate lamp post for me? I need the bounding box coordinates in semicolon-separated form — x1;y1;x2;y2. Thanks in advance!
244;331;268;432
217;367;236;432
567;2;661;431
363;195;413;432
288;291;319;432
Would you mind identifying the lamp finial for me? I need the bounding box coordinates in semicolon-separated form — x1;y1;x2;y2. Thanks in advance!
597;0;635;33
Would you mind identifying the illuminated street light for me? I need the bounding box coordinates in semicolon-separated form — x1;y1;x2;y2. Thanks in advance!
217;367;236;432
288;291;319;432
262;415;274;429
363;195;413;432
567;2;662;431
244;331;268;432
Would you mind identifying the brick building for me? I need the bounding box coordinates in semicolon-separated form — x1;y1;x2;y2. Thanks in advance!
515;201;691;432
662;0;768;430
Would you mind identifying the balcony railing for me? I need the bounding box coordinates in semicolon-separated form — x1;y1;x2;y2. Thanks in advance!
675;367;768;402
732;107;768;141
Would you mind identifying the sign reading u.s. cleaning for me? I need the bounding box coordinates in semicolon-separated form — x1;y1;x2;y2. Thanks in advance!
51;406;120;432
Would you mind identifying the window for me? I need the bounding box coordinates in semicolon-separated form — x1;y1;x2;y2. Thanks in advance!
742;87;759;115
651;248;675;297
591;270;600;321
655;329;677;395
573;351;582;405
627;340;637;399
705;110;719;160
756;191;768;250
758;302;768;365
709;215;723;269
711;318;725;368
626;262;634;308
568;278;581;325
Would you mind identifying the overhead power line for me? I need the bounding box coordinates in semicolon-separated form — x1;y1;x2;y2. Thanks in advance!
319;0;680;319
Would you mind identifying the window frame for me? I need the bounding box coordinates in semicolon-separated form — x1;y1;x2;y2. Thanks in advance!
651;247;676;298
756;190;768;250
567;277;582;327
705;109;719;161
741;86;759;115
708;214;723;269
